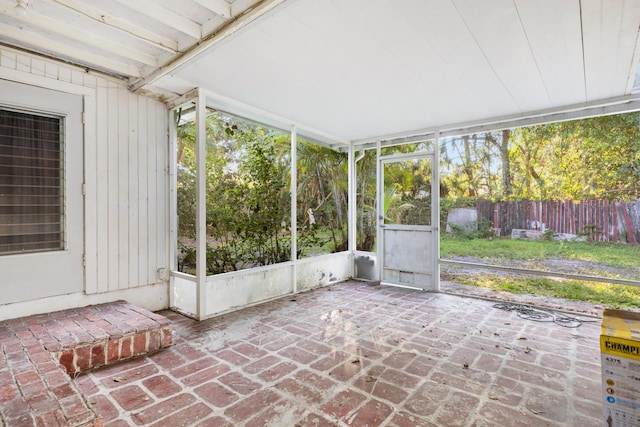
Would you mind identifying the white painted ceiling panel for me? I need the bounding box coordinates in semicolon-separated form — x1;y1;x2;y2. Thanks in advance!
452;0;550;111
171;0;640;141
1;0;640;141
513;0;585;106
581;0;640;100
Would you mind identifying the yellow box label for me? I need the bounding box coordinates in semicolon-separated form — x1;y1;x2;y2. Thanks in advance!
602;336;640;362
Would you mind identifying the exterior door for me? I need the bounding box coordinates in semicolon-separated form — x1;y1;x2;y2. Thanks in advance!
378;152;438;290
0;80;84;304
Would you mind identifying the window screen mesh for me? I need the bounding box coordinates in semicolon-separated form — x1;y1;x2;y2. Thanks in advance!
0;109;64;254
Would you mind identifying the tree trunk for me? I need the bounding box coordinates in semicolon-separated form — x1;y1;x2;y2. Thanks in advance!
463;135;476;197
500;129;512;196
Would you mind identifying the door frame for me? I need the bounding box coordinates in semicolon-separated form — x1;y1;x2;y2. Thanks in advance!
0;79;85;304
376;144;440;291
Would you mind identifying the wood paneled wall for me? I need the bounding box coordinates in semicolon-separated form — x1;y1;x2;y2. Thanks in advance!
0;46;169;295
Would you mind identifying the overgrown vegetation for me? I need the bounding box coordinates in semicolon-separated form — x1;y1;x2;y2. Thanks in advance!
176;110;348;275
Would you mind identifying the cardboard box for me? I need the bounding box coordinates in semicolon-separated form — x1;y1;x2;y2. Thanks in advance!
601;308;640;426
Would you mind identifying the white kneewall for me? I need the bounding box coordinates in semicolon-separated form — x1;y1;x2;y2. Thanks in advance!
0;46;170;315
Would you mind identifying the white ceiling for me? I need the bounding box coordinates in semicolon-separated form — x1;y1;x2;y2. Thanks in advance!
2;0;640;144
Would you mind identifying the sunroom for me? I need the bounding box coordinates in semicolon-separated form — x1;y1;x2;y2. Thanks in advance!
1;0;639;319
1;0;640;425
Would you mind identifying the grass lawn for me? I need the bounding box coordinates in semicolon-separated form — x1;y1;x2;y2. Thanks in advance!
441;236;639;268
440;236;640;309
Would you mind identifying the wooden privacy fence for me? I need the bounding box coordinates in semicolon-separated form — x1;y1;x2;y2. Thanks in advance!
477;199;640;244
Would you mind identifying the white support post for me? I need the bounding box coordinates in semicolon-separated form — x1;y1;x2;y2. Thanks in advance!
347;142;356;277
290;125;297;293
432;131;441;292
168;108;177;309
376;141;383;283
195;88;208;319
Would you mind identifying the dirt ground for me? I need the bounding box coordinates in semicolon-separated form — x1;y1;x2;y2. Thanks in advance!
440;255;640;317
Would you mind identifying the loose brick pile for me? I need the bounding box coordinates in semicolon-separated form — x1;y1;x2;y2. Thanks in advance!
0;300;172;426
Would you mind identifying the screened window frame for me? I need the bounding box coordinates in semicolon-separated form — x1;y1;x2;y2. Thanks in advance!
0;106;67;256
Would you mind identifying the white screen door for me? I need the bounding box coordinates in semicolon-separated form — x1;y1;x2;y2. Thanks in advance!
378;151;438;290
0;80;84;304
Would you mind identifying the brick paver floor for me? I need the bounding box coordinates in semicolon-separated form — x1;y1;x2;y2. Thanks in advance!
74;281;603;426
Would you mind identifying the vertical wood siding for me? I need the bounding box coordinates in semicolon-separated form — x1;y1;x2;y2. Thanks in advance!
0;47;169;294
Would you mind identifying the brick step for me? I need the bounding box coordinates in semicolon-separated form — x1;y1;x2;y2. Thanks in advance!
0;301;172;426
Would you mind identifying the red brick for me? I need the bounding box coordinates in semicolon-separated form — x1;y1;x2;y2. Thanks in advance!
349;399;393;426
277;378;323;405
59;350;75;375
88;394;120;421
391;412;439;427
120;336;132;359
59;395;95;425
161;327;172;347
244;403;304;427
218;372;261;395
52;383;77;400
435;391;480;426
328;360;363;382
100;363;159;389
404;382;449;417
131;393;195;425
479;401;540;426
4;413;36;427
224;390;281;422
148;403;213;427
296;339;332;355
181;363;231;387
297;413;336;427
383;351;417;369
91;344;106;368
142;375;182;398
1;396;30;418
194;382;239;407
73;374;99;396
320;389;366;419
151;330;163;352
232;343;267;359
170;357;215;379
310;352;348;372
216;349;250;366
370;380;408;404
149;348;185;369
277;346;318;365
34;409;67;427
111;385;153;411
0;383;18;401
293;370;337;391
107;340;120;364
133;333;147;356
76;346;92;372
243;355;280;374
524;388;568;423
14;369;40;386
257;361;297;382
35;361;59;375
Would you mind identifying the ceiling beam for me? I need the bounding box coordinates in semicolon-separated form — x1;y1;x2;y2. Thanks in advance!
352;94;640;147
0;22;141;77
0;0;157;66
52;0;178;53
111;0;202;39
193;0;231;19
129;0;293;93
